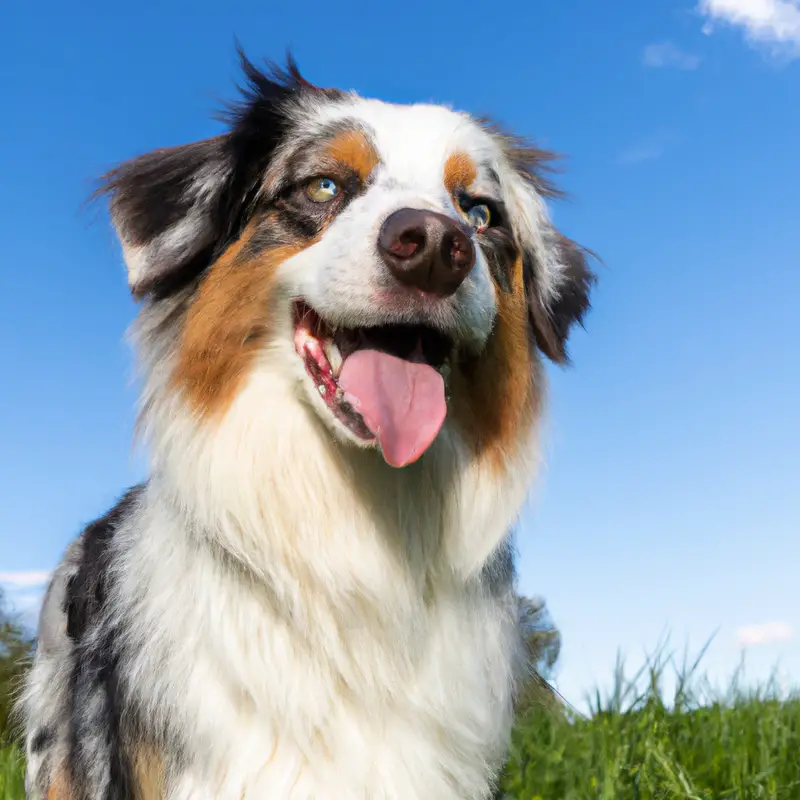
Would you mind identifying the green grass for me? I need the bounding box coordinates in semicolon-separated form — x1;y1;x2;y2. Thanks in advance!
0;744;24;799
1;655;798;800
500;648;800;799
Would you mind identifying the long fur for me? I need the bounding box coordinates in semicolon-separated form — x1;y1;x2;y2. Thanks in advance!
19;52;595;799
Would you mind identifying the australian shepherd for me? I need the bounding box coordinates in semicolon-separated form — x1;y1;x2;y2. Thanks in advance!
20;52;595;799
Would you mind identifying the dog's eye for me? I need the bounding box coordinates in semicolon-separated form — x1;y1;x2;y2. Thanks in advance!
306;177;339;203
466;204;491;233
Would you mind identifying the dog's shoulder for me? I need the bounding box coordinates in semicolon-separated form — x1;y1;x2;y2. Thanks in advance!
21;485;147;800
62;484;144;643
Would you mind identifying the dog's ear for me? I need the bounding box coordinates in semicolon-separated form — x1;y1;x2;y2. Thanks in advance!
487;125;597;364
523;230;595;365
99;138;234;298
98;49;337;299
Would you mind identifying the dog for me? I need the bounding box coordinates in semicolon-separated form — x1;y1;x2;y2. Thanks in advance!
19;52;595;799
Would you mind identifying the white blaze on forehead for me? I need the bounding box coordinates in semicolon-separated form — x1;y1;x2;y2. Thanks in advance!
317;97;567;301
306;98;501;196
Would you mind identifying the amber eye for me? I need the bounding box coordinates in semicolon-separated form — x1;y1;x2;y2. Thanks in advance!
306;177;339;203
466;203;491;233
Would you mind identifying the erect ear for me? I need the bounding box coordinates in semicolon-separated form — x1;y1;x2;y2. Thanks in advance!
99;137;234;298
524;229;596;365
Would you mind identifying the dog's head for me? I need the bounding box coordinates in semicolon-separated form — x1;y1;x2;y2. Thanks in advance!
102;53;595;471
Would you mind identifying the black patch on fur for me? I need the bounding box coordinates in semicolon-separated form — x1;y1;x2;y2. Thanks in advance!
105;137;227;247
273;194;328;240
96;49;343;300
64;488;142;643
524;235;596;365
481;537;517;598
480;227;517;294
236;213;300;262
30;727;54;755
97;137;231;301
64;485;144;800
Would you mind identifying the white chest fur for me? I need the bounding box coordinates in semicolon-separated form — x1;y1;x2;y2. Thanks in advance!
116;480;523;799
164;583;519;799
119;368;535;799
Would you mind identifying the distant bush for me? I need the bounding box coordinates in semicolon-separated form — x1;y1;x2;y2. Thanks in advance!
0;590;34;747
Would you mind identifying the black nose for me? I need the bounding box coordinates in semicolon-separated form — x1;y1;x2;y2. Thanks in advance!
377;208;476;296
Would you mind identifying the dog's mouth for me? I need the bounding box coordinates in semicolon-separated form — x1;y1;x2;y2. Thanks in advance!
292;300;453;467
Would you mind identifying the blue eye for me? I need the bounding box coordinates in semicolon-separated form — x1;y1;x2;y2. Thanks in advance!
306;177;339;202
466;203;491;233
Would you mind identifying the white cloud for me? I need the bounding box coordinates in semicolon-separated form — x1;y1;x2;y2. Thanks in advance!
736;621;795;647
643;40;702;69
699;0;800;55
0;570;51;588
618;141;666;166
617;131;679;166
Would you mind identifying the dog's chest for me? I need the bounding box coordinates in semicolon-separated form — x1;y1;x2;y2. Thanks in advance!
170;587;518;800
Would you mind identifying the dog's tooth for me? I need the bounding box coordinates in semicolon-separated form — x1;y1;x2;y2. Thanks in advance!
294;327;314;357
325;340;343;375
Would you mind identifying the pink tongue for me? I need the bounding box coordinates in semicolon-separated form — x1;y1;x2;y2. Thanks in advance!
338;349;447;468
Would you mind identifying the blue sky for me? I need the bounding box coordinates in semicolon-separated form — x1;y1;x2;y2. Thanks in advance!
2;0;798;709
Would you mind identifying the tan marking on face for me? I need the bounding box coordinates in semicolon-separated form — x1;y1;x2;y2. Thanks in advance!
443;151;478;197
174;220;307;417
324;129;380;182
450;255;539;467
